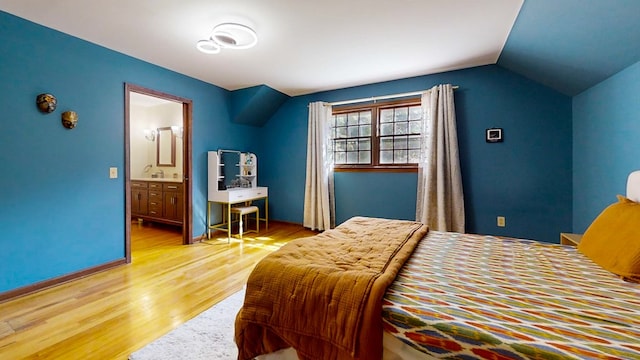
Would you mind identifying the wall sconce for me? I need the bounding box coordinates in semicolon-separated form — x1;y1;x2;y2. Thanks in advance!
171;125;183;138
144;129;156;141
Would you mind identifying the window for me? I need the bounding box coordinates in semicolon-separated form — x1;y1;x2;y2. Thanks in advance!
330;98;422;171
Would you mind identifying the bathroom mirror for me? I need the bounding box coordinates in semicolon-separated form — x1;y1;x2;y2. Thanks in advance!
157;127;176;167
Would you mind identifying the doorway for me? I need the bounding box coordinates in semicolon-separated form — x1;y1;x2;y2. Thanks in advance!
124;84;194;262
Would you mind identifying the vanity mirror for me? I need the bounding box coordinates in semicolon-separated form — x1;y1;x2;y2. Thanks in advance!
218;150;240;190
213;149;258;190
157;126;176;167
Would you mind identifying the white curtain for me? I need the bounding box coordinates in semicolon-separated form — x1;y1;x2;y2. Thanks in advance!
416;84;465;232
303;102;335;231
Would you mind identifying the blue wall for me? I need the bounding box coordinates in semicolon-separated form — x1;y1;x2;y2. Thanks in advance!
258;65;573;243
573;61;640;232
0;9;580;295
0;11;257;293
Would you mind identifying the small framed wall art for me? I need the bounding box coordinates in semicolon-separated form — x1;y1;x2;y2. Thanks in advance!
486;128;503;143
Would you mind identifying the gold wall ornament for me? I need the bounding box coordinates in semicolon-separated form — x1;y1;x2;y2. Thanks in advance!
61;110;78;129
36;93;57;113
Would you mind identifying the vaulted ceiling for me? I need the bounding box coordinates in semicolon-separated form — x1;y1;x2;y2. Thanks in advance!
0;0;638;97
498;0;640;96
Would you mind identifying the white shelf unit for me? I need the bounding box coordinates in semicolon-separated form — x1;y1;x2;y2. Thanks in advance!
238;152;257;188
207;151;224;197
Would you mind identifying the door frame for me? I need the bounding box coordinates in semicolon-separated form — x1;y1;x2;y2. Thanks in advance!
124;83;194;262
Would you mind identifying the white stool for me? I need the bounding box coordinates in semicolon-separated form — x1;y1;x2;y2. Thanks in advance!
230;205;259;239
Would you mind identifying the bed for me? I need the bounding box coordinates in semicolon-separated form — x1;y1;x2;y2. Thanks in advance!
235;171;640;360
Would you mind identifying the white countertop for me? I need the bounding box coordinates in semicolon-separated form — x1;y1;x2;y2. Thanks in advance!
132;177;183;183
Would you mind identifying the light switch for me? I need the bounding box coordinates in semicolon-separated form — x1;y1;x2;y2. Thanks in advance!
109;167;118;179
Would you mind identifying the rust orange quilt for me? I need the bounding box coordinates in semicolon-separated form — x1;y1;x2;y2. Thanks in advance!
235;216;428;360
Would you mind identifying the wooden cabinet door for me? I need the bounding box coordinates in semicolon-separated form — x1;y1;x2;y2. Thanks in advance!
163;191;183;221
131;189;148;215
174;191;184;220
162;183;183;222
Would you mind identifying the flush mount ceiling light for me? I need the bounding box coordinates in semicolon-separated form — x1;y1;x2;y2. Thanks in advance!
196;22;258;54
196;39;221;54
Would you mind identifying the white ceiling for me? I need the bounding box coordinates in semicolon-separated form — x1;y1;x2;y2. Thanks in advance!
130;92;183;108
0;0;523;96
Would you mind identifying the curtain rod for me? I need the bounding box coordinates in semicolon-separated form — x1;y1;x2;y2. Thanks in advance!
329;85;459;106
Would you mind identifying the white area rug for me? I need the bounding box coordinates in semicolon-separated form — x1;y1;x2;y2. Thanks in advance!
129;289;245;360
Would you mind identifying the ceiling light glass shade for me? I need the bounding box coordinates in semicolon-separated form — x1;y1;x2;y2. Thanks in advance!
211;23;258;50
196;39;221;54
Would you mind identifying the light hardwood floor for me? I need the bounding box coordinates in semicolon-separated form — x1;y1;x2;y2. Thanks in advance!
0;221;316;359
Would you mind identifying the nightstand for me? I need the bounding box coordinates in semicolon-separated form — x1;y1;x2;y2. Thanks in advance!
560;233;583;246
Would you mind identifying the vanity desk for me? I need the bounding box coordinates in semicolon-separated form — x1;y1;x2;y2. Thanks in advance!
207;150;268;239
207;187;268;239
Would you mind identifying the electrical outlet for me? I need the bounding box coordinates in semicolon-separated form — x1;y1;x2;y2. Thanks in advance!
109;167;118;179
497;216;506;227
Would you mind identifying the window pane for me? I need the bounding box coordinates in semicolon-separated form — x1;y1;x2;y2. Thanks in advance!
409;120;422;134
359;124;371;136
335;114;347;127
360;138;371;150
394;108;408;121
394;136;408;150
347;151;358;163
335;152;346;164
408;149;421;163
380;123;393;136
408;106;422;120
348;126;359;137
347;140;358;151
336;127;347;138
380;137;393;150
348;113;359;126
394;149;408;163
359;151;371;164
335;139;346;151
359;111;371;124
394;122;408;135
408;135;421;149
380;150;393;164
380;109;394;123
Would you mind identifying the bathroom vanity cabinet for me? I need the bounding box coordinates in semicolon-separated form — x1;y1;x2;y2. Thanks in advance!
131;179;183;226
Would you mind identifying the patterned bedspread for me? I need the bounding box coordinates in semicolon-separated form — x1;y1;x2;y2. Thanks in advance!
382;231;640;359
